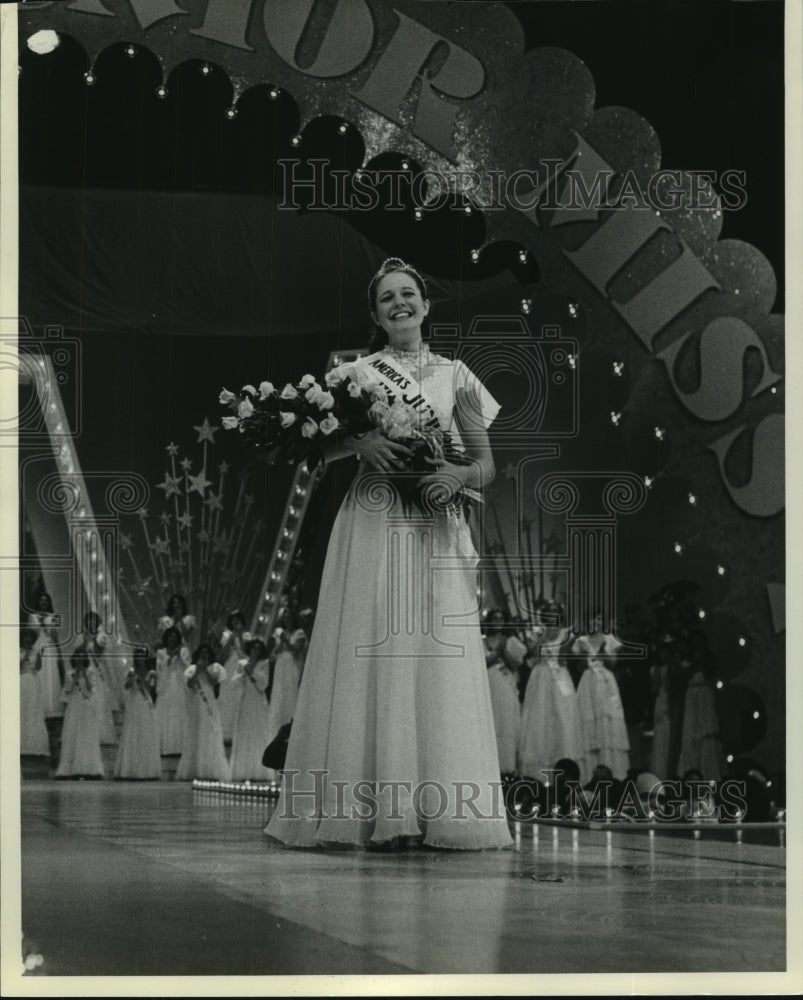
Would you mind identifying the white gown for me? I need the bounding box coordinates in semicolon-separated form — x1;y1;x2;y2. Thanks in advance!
229;659;273;781
27;612;63;717
114;671;161;779
518;628;584;782
218;628;251;743
485;635;525;775
20;649;49;756
155;646;190;754
266;352;512;850
55;666;104;777
574;633;630;780
176;663;230;781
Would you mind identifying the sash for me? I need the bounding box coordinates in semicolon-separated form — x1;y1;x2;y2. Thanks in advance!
363;352;483;503
365;353;441;432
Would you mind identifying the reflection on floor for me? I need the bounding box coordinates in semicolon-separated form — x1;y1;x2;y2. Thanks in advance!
19;780;785;977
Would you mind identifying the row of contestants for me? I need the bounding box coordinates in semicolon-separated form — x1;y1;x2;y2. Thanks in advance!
485;606;628;784
21;600;310;781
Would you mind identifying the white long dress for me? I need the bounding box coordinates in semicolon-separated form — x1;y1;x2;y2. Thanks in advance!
218;628;251;743
81;634;118;744
27;612;63;718
518;628;584;782
55;667;104;777
229;659;273;781
485;635;525;775
20;649;49;756
677;670;724;781
155;646;190;754
265;352;512;850
574;633;630;780
264;633;305;749
176;663;230;781
114;671;161;779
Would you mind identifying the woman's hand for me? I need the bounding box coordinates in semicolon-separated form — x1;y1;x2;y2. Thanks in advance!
355;428;413;474
417;456;467;503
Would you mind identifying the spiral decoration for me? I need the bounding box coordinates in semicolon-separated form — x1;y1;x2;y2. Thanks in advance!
602;474;648;516
353;474;399;515
535;474;581;515
104;474;150;515
37;473;81;514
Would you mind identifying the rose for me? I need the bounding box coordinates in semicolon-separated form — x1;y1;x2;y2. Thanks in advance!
301;418;319;438
325;369;345;388
280;384;299;399
279;412;297;428
259;381;275;399
369;400;390;421
219;388;237;405
305;384;324;405
319;414;340;436
299;374;317;388
347;381;363;398
238;398;255;418
241;384;257;396
222;416;240;430
317;391;335;410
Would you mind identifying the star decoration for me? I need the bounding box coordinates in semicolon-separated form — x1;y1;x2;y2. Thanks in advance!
136;507;149;519
150;537;169;558
204;491;223;512
119;532;133;550
166;442;179;456
503;462;518;480
180;458;192;472
193;418;219;444
188;471;212;496
158;511;172;527
243;493;255;507
218;460;230;476
179;541;190;553
178;512;193;530
197;529;210;544
156;473;182;499
213;533;231;555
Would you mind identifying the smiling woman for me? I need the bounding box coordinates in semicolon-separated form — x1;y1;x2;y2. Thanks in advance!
264;257;513;850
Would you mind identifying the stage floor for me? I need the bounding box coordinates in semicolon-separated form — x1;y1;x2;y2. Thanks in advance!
16;780;785;981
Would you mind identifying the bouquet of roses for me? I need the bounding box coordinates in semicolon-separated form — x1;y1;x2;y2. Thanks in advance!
220;364;474;514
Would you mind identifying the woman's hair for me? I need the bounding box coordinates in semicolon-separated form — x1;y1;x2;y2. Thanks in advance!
245;638;269;660
20;626;37;647
166;593;188;617
162;625;182;648
192;643;215;665
227;610;245;630
366;257;429;353
83;611;101;631
35;592;54;613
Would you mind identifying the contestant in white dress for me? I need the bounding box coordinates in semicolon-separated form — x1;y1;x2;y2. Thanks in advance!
483;611;524;775
264;621;306;751
229;639;273;781
217;610;251;744
266;258;512;850
155;627;191;755
114;647;161;779
176;645;230;781
55;651;104;778
20;628;49;757
75;613;117;745
157;594;196;648
27;592;63;718
573;611;630;780
518;608;584;783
